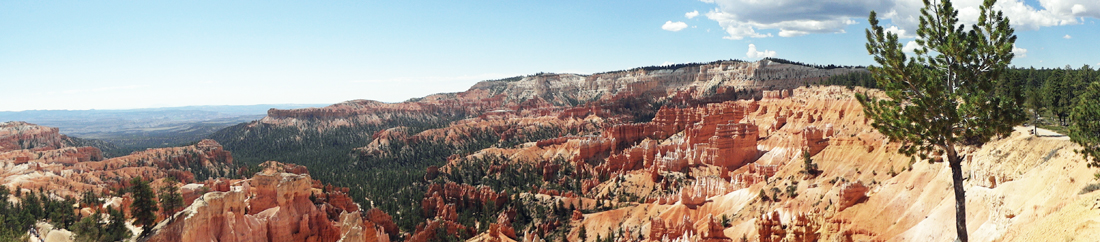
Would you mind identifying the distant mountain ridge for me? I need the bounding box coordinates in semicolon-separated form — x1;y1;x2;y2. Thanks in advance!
0;103;328;119
0;104;327;155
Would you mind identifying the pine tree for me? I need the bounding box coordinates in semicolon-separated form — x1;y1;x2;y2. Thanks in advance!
801;150;817;176
858;0;1022;241
1024;87;1043;134
105;207;132;241
158;178;184;217
1069;81;1100;166
578;225;588;241
130;177;159;233
71;212;104;242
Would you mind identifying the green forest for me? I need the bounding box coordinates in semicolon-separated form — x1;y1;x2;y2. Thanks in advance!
0;177;175;241
824;66;1098;130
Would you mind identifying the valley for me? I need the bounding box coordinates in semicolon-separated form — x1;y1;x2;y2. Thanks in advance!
1;58;1097;242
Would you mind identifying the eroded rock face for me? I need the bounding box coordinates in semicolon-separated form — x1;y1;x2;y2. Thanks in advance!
801;126;828;156
0;121;68;152
837;181;869;211
646;215;698;241
1;122;233;199
421;182;509;219
788;212;820;242
246;60;860;133
365;208;398;237
757;211;786;242
407;219;473;242
143;166;390;242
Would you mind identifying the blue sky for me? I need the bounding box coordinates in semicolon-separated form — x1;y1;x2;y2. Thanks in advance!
1;0;1097;111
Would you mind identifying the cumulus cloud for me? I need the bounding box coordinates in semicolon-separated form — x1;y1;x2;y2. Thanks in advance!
1043;0;1100;19
662;21;689;31
746;44;777;58
699;0;1099;40
661;61;677;66
1064;34;1073;39
703;0;889;40
884;26;916;39
902;40;921;53
686;10;700;19
1012;44;1028;58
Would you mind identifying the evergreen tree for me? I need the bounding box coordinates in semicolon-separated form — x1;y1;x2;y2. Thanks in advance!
801;150;818;176
1069;81;1100;166
71;213;103;242
130;177;159;233
578;225;588;241
105;207;132;241
158;178;184;217
23;190;42;218
1043;69;1074;125
1024;87;1043;134
858;0;1021;241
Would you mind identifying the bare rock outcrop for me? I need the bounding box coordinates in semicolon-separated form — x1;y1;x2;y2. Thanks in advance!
0;121;69;152
757;211;786;242
837;181;869;211
143;164;389;242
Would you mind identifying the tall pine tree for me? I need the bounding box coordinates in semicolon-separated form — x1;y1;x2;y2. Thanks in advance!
158;178;184;217
1069;81;1100;166
130;177;158;234
858;0;1022;241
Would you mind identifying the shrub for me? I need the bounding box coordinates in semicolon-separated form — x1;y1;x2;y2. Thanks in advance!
1080;183;1100;195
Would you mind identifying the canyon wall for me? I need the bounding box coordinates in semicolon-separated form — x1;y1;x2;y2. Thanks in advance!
143;163;390;242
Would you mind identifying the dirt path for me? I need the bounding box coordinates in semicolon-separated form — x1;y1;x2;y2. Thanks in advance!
1027;126;1070;140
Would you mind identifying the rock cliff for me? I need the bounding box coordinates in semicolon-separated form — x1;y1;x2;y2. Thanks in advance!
142;162;390;242
1;122;233;199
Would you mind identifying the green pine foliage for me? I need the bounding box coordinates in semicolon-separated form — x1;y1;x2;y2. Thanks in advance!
820;71;876;89
159;178;185;217
1069;81;1100;166
858;1;1022;241
130;177;159;232
987;66;1099;129
801;150;819;176
0;186;83;241
70;207;131;242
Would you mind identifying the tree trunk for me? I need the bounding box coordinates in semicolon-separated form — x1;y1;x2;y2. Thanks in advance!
947;147;968;242
1033;113;1038;135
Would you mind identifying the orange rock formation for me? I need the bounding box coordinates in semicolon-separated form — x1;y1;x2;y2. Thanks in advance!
143;163;390;242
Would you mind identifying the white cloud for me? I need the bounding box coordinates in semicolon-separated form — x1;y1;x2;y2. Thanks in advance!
1044;1;1100;19
661;61;676;66
746;44;777;58
1012;44;1028;58
698;0;1099;40
686;10;700;19
1064;34;1073;39
662;21;689;31
702;0;889;40
884;26;916;38
902;40;921;53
